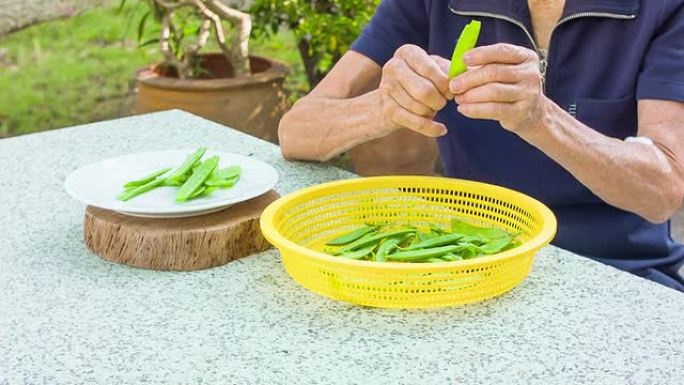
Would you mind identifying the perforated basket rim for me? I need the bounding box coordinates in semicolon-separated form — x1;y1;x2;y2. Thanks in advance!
260;176;557;271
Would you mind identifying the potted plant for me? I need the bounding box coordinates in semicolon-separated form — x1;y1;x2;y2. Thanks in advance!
250;0;439;176
131;0;290;142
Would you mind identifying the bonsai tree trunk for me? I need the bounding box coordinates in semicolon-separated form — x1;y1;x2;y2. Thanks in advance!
203;0;251;77
155;0;251;78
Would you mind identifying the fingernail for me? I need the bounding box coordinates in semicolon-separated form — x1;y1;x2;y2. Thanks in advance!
462;52;473;64
440;127;448;136
450;79;461;93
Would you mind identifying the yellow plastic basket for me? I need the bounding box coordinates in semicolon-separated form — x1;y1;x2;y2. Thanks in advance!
260;176;557;308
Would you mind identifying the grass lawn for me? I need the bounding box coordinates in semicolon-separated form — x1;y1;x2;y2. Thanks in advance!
0;2;307;138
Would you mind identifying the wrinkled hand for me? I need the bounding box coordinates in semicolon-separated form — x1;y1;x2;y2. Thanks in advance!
450;43;550;134
378;44;454;137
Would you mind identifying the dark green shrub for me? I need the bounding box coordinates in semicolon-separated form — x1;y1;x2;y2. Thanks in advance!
250;0;380;88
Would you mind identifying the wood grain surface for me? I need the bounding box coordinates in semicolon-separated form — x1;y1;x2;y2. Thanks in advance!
83;190;279;271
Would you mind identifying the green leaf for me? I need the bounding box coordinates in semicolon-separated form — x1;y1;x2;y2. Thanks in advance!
480;235;514;254
451;218;511;240
137;37;160;48
137;11;151;42
249;0;381;88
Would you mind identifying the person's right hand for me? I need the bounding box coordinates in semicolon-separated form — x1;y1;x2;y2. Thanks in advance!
378;44;453;137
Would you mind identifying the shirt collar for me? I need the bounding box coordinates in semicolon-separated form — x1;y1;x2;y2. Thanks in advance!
562;0;640;18
448;0;640;31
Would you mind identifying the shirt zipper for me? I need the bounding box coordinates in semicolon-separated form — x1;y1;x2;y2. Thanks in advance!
448;6;636;95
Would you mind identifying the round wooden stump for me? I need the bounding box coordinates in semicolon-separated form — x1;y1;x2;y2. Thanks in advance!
84;191;279;271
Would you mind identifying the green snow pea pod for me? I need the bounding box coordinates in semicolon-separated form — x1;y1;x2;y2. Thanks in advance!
205;175;239;188
176;155;219;202
451;218;511;241
457;243;485;259
501;240;521;252
480;234;513;254
339;229;416;253
326;225;378;246
458;234;486;245
406;233;464;250
173;162;202;185
449;20;482;78
387;245;460;262
440;253;463;262
161;178;183;187
188;186;207;199
123;167;172;188
338;231;378;251
416;231;438;243
168;147;206;182
429;224;448;234
201;186;218;196
480;228;512;240
215;165;241;180
374;237;403;262
426;258;446;263
225;176;239;187
177;169;195;184
340;244;377;260
408;234;422;246
117;177;166;201
188;186;218;200
205;166;242;187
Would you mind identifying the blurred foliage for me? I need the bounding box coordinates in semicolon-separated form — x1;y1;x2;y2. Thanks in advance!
250;0;380;87
0;1;307;137
122;0;206;55
0;3;155;137
123;0;224;78
0;0;380;137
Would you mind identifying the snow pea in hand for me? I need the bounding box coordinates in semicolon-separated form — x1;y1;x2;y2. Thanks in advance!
449;20;482;78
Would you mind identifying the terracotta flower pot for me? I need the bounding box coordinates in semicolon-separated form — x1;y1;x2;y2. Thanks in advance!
348;128;439;176
135;54;290;143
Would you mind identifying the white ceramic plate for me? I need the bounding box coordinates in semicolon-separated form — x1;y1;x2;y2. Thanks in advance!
65;149;279;218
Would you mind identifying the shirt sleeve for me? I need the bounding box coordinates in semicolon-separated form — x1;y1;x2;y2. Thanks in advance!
350;0;430;66
636;4;684;102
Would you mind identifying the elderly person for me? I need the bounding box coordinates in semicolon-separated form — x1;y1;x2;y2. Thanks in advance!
278;0;684;291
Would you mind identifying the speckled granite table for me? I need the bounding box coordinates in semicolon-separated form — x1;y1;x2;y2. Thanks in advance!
1;110;683;385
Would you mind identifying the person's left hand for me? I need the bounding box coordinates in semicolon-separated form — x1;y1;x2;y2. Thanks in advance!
449;43;551;134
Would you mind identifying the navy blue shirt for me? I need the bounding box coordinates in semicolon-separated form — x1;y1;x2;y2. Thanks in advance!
351;0;684;290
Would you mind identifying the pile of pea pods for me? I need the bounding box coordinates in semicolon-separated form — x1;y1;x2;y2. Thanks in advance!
322;218;519;263
117;148;241;202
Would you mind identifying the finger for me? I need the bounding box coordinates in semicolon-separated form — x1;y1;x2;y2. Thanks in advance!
395;45;452;99
430;55;451;75
457;102;512;120
390;106;447;137
430;55;455;99
450;63;520;94
462;43;536;66
389;82;436;117
393;60;448;112
454;82;521;104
